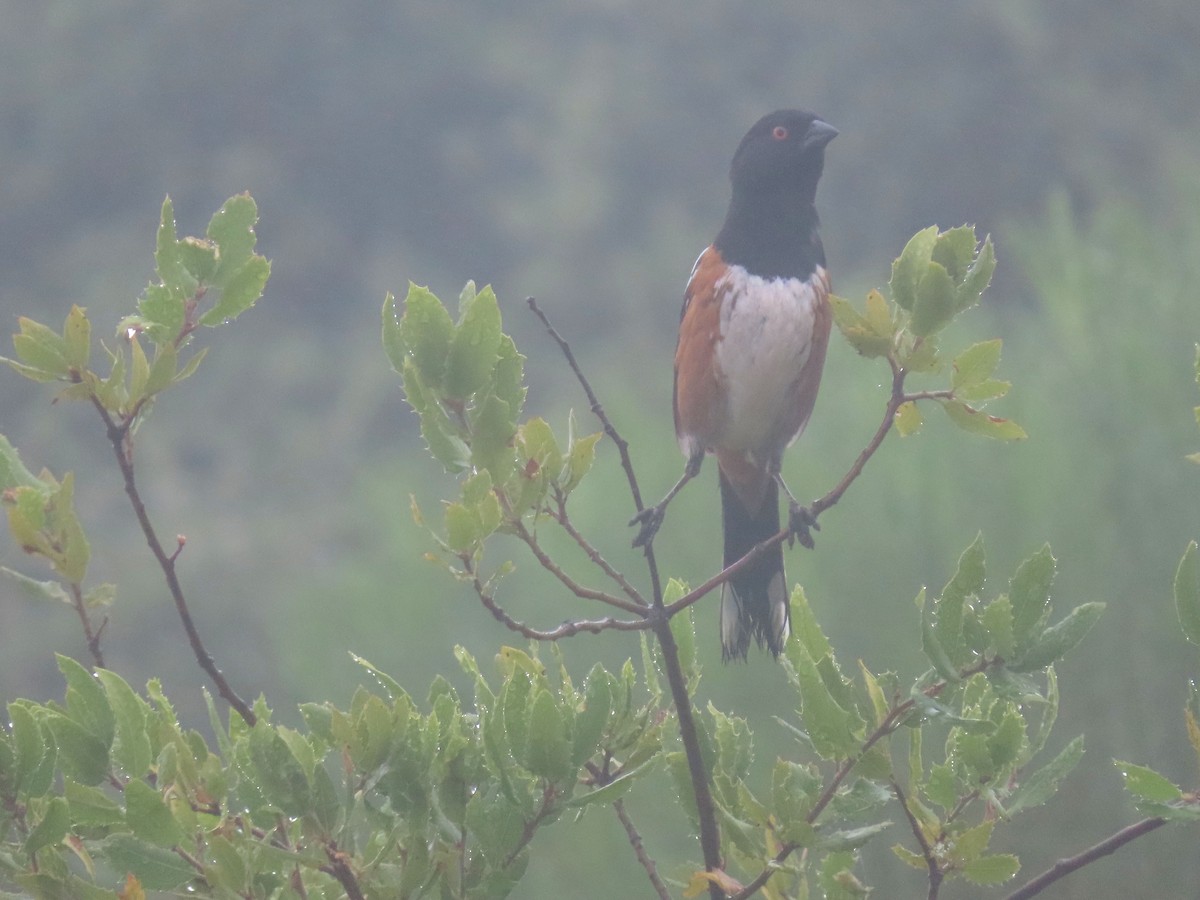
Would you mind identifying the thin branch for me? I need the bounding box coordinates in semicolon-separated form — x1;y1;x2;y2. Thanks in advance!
503;783;560;868
507;512;647;615
463;556;649;640
732;657;998;900
549;487;646;606
90;397;256;726
614;798;672;900
649;610;725;898
67;582;105;669
1003;816;1169;900
893;778;944;900
665;531;788;617
528;297;721;899
321;840;366;900
809;357;907;521
527;298;645;511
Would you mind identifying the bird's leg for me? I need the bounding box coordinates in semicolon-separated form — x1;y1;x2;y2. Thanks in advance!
630;453;703;548
772;468;819;550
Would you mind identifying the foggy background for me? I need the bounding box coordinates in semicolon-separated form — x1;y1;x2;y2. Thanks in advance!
2;3;1199;897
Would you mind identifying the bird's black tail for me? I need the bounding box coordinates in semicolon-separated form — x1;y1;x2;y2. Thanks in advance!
718;471;789;661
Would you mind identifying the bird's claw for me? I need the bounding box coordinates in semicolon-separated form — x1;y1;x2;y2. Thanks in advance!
630;505;666;548
787;502;819;550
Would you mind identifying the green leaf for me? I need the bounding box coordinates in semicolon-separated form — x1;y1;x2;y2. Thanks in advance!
783;636;861;759
391;284;456;388
97;833;195;890
572;664;613;769
895;400;922;436
470;392;517;483
1004;735;1084;817
920;587;961;682
961;853;1019;885
401;358;471;472
981;595;1015;659
24;796;70;857
206;193;260;286
1116;761;1183;803
12;317;71;379
63;778;124;829
940;398;1027;440
566;757;656;809
124;779;185;847
95;669;152;778
1010;602;1105;672
8;702;48;796
199;256;270;327
952;339;1001;391
931;225;980;282
154;197;190;291
561;412;601;494
958;234;996;309
890;226;939;311
492;332;528;417
62;306;91;371
910;261;957;338
817;821;892;853
1174;541;1200;646
57;655;114;751
790;584;834;662
1010;544;1055;651
247;724;312;816
0;436;42;489
518;417;563;482
0;567;71;605
525;690;572;782
445;282;503;400
830;292;893;357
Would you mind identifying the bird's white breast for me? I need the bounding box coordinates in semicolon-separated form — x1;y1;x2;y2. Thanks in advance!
713;264;824;455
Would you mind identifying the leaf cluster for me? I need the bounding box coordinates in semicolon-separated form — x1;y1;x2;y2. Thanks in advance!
831;225;1023;441
0;648;665;898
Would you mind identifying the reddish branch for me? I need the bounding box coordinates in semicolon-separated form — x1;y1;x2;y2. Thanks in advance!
1003;816;1169;900
91;398;256;726
614;798;672;900
67;581;106;669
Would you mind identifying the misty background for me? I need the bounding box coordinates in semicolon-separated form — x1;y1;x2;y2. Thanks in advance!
2;3;1200;897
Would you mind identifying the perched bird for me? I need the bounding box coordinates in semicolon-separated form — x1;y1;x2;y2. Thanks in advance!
632;109;837;660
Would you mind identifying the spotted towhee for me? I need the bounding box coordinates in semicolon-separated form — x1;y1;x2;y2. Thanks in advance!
633;109;838;661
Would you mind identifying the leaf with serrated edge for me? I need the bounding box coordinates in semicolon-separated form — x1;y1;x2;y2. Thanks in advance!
1174;541;1200;646
952;339;1002;390
1116;761;1182;803
940;399;1027;440
890;226;939;311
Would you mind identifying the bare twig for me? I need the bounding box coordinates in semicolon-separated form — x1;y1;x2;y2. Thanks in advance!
463;556;649;640
67;582;105;669
1003;817;1169;900
90;397;256;726
528;298;721;899
506;512;647;615
527;299;645;512
614;798;671;900
893;778;944;900
549;487;646;606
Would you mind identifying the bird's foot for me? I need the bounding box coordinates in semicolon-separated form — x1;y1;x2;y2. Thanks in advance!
629;504;666;548
787;502;820;549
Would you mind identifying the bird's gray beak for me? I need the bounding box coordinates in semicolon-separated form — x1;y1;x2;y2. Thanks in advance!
803;119;839;150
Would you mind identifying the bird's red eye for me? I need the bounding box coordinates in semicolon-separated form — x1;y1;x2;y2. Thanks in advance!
772;126;789;140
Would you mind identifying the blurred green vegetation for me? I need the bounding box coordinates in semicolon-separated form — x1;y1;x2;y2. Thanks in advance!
2;2;1199;897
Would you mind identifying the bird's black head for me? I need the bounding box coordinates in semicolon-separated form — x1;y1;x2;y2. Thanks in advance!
729;109;838;202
